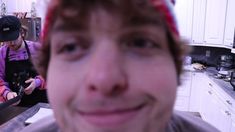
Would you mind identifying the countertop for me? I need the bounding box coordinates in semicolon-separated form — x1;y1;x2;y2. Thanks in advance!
183;65;235;100
0;103;50;132
205;67;235;100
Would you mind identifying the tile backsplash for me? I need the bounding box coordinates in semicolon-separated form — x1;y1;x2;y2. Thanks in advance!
189;46;235;68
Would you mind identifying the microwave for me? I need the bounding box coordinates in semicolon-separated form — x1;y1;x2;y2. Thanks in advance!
20;18;41;42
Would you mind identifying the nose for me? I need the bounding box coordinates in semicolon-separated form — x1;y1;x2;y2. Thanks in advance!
84;46;127;96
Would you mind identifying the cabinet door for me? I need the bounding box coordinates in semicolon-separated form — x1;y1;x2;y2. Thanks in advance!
174;71;192;111
191;0;207;44
189;73;205;112
175;0;194;41
231;120;235;132
216;99;232;132
224;0;235;47
204;0;227;45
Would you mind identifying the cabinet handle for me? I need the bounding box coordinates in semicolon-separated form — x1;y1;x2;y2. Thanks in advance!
208;91;212;95
226;100;232;105
225;111;231;116
209;83;213;87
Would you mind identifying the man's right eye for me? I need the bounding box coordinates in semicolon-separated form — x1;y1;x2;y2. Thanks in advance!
59;43;78;54
56;39;90;60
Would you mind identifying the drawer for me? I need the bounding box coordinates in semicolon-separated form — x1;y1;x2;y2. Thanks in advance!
174;96;190;111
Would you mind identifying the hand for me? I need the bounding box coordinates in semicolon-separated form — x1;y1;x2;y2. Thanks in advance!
24;78;37;95
6;92;20;105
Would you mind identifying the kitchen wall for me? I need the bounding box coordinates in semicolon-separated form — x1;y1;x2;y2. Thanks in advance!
0;0;49;27
190;46;235;67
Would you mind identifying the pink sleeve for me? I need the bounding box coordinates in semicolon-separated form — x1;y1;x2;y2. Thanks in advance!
35;75;46;90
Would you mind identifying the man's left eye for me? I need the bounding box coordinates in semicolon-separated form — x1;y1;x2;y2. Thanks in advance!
124;37;160;52
128;38;158;49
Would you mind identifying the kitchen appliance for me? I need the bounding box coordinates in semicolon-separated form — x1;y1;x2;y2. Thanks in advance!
215;55;234;81
230;72;235;91
20;17;41;42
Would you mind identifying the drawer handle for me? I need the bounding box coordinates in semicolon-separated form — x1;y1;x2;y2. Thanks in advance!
226;100;232;105
225;111;231;116
209;83;213;87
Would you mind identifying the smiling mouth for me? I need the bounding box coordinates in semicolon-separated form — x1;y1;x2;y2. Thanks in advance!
78;103;146;126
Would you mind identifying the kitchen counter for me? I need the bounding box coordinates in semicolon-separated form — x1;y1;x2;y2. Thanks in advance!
183;65;235;99
205;67;235;100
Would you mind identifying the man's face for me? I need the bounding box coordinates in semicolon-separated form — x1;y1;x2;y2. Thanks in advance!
48;9;178;132
5;35;23;50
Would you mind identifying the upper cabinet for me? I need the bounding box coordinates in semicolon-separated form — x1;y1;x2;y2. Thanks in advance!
191;0;207;44
174;0;194;42
175;0;235;49
204;0;227;45
224;0;235;47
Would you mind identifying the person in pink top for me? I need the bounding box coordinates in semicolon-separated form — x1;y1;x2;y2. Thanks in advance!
0;16;47;107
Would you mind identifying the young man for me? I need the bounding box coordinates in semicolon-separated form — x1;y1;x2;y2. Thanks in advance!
0;16;47;107
22;0;218;131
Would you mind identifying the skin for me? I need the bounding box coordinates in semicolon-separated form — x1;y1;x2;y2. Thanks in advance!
48;8;178;132
5;34;37;101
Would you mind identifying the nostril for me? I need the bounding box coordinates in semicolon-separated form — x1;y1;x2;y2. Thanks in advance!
89;85;96;91
88;83;127;96
112;85;126;96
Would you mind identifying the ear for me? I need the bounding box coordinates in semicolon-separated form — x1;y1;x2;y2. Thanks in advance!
20;26;28;39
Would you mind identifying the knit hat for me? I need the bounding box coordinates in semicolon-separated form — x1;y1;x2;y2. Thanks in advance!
41;0;179;42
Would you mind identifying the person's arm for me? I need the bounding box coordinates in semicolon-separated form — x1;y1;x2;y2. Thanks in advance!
0;46;17;101
26;41;46;90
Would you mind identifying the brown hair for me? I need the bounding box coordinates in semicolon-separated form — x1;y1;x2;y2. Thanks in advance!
33;0;190;84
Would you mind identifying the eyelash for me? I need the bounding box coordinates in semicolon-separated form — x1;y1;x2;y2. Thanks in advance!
123;36;160;53
57;39;90;60
59;43;78;54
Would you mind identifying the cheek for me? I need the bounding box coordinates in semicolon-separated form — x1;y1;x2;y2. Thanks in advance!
47;61;79;109
128;57;178;101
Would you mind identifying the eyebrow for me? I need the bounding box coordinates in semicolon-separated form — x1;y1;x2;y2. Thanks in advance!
52;20;88;33
124;15;164;28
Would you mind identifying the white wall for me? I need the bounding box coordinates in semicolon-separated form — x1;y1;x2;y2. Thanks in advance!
0;0;49;27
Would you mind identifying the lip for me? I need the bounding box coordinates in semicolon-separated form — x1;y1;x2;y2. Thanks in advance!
78;103;146;127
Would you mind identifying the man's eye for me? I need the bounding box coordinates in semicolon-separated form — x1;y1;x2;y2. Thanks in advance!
126;37;159;50
59;43;78;53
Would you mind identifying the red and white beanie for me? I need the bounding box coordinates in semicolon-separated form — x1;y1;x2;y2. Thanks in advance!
41;0;179;42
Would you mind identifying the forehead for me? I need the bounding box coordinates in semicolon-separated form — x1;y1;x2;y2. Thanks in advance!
51;1;166;34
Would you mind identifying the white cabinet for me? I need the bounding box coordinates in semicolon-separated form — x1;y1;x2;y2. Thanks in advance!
174;0;194;41
175;69;235;131
200;76;235;132
189;72;204;112
231;116;235;132
176;0;235;48
174;71;192;111
224;0;235;47
204;0;227;45
191;0;207;44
